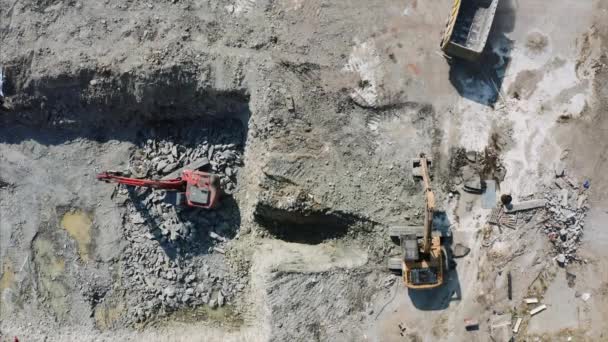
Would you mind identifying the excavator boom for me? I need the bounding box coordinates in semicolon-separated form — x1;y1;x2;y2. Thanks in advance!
97;170;220;209
387;153;446;290
420;154;435;254
96;172;186;190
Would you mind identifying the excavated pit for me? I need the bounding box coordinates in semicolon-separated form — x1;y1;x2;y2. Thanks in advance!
254;204;376;244
0;67;252;326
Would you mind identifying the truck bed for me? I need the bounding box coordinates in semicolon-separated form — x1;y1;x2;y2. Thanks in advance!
451;0;498;53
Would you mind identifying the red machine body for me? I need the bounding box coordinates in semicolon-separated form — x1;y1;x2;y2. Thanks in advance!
97;170;220;209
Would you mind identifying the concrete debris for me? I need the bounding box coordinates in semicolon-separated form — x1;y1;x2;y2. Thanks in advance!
543;176;588;263
529;304;547;316
525;297;539;304
553;161;566;177
488;207;502;225
130;213;146;224
512;317;523;333
383;275;397;288
464;318;479;331
104;126;247;326
286;95;295;112
504;199;546;213
209;231;227;242
581;292;591;301
556;253;566;266
131;136;242;195
164;286;176;298
452;243;471;258
490;313;512;341
507;271;512;301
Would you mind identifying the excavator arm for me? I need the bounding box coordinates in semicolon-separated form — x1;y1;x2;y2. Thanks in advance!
96;171;186;190
420;154;435;254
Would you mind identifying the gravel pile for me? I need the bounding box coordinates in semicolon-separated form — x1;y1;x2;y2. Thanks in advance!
542;175;589;265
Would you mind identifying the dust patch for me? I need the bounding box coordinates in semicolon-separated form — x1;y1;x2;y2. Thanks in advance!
526;31;549;54
508;69;543;99
94;296;126;331
32;235;69;320
0;260;15;291
60;210;93;261
157;305;243;329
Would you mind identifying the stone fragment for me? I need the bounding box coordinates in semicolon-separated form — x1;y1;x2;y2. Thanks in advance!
164;286;176;298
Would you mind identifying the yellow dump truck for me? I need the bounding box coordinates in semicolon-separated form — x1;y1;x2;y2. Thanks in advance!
440;0;499;61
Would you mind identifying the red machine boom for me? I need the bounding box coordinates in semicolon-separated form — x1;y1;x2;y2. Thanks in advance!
97;170;219;209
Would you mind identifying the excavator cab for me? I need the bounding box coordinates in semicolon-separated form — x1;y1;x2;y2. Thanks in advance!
182;170;220;208
388;226;446;289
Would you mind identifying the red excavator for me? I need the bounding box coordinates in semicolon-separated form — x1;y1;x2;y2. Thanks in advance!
97;170;220;209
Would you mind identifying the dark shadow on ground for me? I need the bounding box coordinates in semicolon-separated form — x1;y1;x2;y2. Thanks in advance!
447;0;516;107
407;211;461;310
129;188;241;260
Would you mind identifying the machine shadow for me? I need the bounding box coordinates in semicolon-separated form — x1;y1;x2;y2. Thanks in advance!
407;211;461;311
128;188;241;260
447;0;516;107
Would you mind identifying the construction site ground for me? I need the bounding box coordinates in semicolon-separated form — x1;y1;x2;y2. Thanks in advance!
1;0;608;341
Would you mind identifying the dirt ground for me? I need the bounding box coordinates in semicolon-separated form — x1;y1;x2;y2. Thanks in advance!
1;0;608;341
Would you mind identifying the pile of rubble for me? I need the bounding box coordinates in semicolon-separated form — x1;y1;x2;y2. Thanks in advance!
542;174;589;265
486;170;589;266
129;135;243;195
106;125;247;324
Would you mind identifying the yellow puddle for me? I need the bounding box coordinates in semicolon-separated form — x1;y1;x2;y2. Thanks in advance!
61;211;92;261
33;237;69;319
0;261;15;291
159;304;243;328
94;299;126;330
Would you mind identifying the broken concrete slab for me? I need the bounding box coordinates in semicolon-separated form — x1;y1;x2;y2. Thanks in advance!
490;313;512;342
561;189;569;207
525;297;539;304
530;304;547;316
554;161;566;177
556;253;566;266
162;157;211;180
512;317;523;333
452;243;471;258
504;199;546;213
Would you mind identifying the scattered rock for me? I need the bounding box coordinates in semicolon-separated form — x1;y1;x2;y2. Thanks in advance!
466;151;477;163
217;291;225;307
556;254;566;266
164;286;176;298
209;231;227;242
452;243;471;258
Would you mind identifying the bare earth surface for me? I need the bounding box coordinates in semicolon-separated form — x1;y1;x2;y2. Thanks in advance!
1;0;608;341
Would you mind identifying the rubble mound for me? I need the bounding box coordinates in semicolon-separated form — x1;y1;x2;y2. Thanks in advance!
543;176;589;264
109;121;247;324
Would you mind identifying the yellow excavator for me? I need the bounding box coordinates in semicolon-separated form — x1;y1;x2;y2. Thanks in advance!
388;153;448;289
